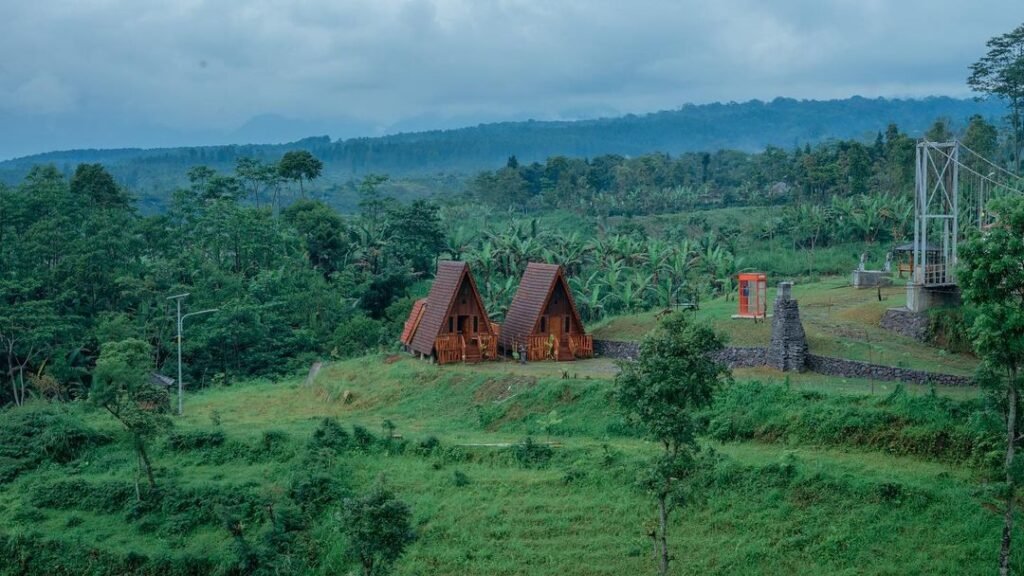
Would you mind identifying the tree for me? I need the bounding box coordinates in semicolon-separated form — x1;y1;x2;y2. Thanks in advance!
958;195;1024;576
70;163;128;208
235;157;281;210
385;199;446;276
278;150;323;197
615;313;730;575
339;481;415;576
969;23;1024;173
282;199;350;277
90;338;171;491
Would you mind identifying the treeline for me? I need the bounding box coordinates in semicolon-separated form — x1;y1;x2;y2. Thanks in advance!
468;116;1001;215
0;96;1004;210
0;163;446;406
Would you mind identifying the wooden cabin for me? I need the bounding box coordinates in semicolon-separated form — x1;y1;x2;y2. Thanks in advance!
404;261;498;365
499;262;592;361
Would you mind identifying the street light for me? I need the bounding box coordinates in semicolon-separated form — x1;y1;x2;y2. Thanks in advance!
168;293;218;416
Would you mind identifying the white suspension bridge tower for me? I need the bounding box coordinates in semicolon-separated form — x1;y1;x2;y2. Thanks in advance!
907;140;1023;311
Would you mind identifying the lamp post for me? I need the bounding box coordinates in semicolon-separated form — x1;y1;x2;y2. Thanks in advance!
168;293;218;416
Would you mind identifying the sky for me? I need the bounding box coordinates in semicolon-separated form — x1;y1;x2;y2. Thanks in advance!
1;0;1023;160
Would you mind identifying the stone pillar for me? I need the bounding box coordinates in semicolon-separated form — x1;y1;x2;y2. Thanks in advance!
768;282;807;372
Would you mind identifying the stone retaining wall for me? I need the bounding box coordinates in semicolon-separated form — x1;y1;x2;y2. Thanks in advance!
593;339;639;359
712;346;768;368
805;354;973;387
592;339;973;386
880;307;930;342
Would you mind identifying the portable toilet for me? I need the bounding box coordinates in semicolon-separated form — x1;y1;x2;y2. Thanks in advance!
734;272;767;320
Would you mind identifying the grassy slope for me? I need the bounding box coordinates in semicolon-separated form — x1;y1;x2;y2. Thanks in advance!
592;276;979;375
2;355;1011;575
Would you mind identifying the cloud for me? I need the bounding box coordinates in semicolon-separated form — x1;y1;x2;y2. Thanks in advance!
0;0;1022;158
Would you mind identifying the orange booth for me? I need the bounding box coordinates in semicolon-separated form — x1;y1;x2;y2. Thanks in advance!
734;272;767;320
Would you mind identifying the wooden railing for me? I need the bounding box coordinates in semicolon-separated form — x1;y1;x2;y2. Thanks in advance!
570;334;593;359
526;335;558;361
474;333;497;360
435;335;464;365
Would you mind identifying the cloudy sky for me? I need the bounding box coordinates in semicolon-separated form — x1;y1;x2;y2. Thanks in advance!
1;0;1022;159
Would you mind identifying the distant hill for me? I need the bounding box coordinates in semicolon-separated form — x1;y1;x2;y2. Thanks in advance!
0;96;1006;211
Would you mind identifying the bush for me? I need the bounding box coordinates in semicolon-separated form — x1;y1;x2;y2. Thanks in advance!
166;430;226;452
510;436;553;469
352;425;377;451
0;403;106;480
308;418;350;453
414;436;442;457
452;470;471;487
290;473;346;516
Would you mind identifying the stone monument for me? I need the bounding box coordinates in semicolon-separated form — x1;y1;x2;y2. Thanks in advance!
768;282;807;372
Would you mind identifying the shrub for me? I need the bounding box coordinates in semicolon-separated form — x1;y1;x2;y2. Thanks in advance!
510;436;553;469
414;436;441;457
166;430;226;452
308;418;350;453
452;470;471;487
0;403;106;480
352;425;377;451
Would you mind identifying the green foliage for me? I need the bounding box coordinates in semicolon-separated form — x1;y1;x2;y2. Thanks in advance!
705;381;1002;467
928;308;977;355
509;436;553;469
616;312;729;453
338;482;415;576
309;417;352;453
968;23;1024;171
0;403;105;481
165;430;226;452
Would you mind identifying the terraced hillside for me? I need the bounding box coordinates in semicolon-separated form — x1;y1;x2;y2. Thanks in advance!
0;351;1013;575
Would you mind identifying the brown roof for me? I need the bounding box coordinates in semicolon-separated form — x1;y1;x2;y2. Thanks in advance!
499;262;585;350
400;298;427;345
409;261;492;356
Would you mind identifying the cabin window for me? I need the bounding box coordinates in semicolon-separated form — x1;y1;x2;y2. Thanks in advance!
540;316;547;332
473;316;479;332
564;316;570;333
448;317;454;333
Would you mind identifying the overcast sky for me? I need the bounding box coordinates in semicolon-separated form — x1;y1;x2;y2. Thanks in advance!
2;0;1023;159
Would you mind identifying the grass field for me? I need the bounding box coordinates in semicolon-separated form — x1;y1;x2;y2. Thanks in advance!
592;276;979;376
0;353;1013;575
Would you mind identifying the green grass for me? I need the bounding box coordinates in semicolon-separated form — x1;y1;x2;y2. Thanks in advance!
0;355;1014;575
593;276;979;375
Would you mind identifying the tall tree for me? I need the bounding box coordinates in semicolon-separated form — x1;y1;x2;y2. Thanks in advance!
969;23;1024;173
278;150;324;198
615;312;730;576
958;195;1024;576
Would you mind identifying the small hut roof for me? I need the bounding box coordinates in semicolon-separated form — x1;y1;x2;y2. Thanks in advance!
409;261;491;356
400;298;428;345
149;373;175;388
499;262;585;350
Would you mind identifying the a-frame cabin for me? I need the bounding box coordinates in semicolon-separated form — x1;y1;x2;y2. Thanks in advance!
404;261;498;364
499;262;593;361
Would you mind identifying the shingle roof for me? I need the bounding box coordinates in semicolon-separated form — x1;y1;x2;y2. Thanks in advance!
498;262;585;350
400;298;428;345
409;261;491;356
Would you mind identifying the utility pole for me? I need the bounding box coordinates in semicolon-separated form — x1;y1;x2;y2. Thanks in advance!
168;293;218;416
